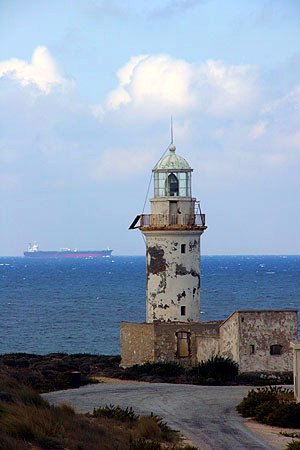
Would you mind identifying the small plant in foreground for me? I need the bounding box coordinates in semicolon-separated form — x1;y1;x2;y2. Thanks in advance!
129;439;162;450
281;432;300;439
92;404;139;422
286;441;300;450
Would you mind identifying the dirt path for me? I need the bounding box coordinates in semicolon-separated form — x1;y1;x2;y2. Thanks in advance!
44;381;276;450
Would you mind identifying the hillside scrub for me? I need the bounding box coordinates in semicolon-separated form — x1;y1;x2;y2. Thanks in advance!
0;373;193;450
0;353;292;390
237;386;300;428
0;353;121;392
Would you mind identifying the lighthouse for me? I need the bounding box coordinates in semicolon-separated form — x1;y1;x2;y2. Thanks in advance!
130;140;207;323
141;143;206;322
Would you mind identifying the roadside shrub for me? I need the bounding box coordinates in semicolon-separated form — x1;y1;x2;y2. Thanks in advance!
136;416;162;440
286;441;300;450
149;413;176;441
189;356;238;382
123;362;185;379
236;386;292;417
92;404;139;422
281;432;300;439
237;386;299;428
265;403;300;428
237;388;277;417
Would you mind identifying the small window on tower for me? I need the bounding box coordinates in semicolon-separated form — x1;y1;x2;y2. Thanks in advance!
181;244;186;254
270;344;283;356
181;306;186;316
250;345;255;354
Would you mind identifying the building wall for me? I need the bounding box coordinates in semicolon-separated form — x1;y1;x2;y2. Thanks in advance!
120;322;155;368
150;197;195;217
120;321;220;368
143;230;203;323
196;336;220;362
236;310;298;373
120;311;298;373
219;312;240;363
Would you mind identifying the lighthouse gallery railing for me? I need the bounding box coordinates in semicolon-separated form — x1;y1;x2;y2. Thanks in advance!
140;213;205;228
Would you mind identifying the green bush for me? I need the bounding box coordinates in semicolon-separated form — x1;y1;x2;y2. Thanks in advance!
237;386;300;428
286;441;300;450
189;355;238;382
237;387;279;417
92;404;139;422
266;403;300;428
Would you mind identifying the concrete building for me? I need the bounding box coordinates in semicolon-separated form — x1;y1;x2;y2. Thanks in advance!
122;141;298;373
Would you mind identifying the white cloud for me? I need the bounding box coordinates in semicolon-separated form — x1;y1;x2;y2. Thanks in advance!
91;148;153;180
0;46;69;94
97;54;259;119
249;120;268;139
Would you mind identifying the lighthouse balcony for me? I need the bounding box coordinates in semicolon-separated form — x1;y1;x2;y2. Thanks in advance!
139;213;206;230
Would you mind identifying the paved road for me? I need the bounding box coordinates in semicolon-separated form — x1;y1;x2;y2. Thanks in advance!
44;382;274;450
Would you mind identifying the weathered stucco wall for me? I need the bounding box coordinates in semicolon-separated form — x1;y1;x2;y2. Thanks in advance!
120;312;298;373
219;312;240;363
196;336;220;362
150;197;196;217
120;322;155;368
154;322;220;367
236;310;298;373
120;321;220;368
144;230;203;323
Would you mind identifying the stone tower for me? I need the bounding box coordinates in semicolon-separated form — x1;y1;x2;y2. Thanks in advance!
134;142;207;322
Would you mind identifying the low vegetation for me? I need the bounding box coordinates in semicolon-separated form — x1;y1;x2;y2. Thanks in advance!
0;353;120;392
0;372;194;450
237;386;300;428
286;441;300;450
188;355;238;383
0;353;292;389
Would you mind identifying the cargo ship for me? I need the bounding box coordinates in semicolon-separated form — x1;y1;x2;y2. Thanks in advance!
24;244;112;258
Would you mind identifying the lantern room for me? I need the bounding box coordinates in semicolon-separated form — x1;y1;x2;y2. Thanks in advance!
153;144;192;198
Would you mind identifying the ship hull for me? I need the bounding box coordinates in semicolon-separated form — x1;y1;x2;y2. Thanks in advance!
24;250;112;258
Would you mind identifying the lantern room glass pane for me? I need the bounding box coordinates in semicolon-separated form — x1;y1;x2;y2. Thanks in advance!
166;173;179;196
154;171;191;197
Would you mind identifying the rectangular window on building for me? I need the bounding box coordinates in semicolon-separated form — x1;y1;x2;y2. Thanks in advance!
176;331;190;357
250;345;255;354
181;306;186;316
181;244;186;254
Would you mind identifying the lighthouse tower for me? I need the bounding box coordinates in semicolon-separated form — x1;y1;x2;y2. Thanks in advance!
138;142;207;323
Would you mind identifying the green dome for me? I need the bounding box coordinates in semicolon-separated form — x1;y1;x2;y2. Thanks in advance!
153;144;191;171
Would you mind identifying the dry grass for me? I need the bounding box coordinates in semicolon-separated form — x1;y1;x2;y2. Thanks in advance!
136;416;163;440
0;373;193;450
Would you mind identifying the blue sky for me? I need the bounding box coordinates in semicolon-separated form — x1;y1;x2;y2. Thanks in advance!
0;0;300;255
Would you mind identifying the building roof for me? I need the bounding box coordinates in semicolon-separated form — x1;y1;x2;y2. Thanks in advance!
153;144;192;171
220;309;298;326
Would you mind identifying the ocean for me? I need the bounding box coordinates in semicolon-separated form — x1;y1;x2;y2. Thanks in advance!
0;255;299;355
